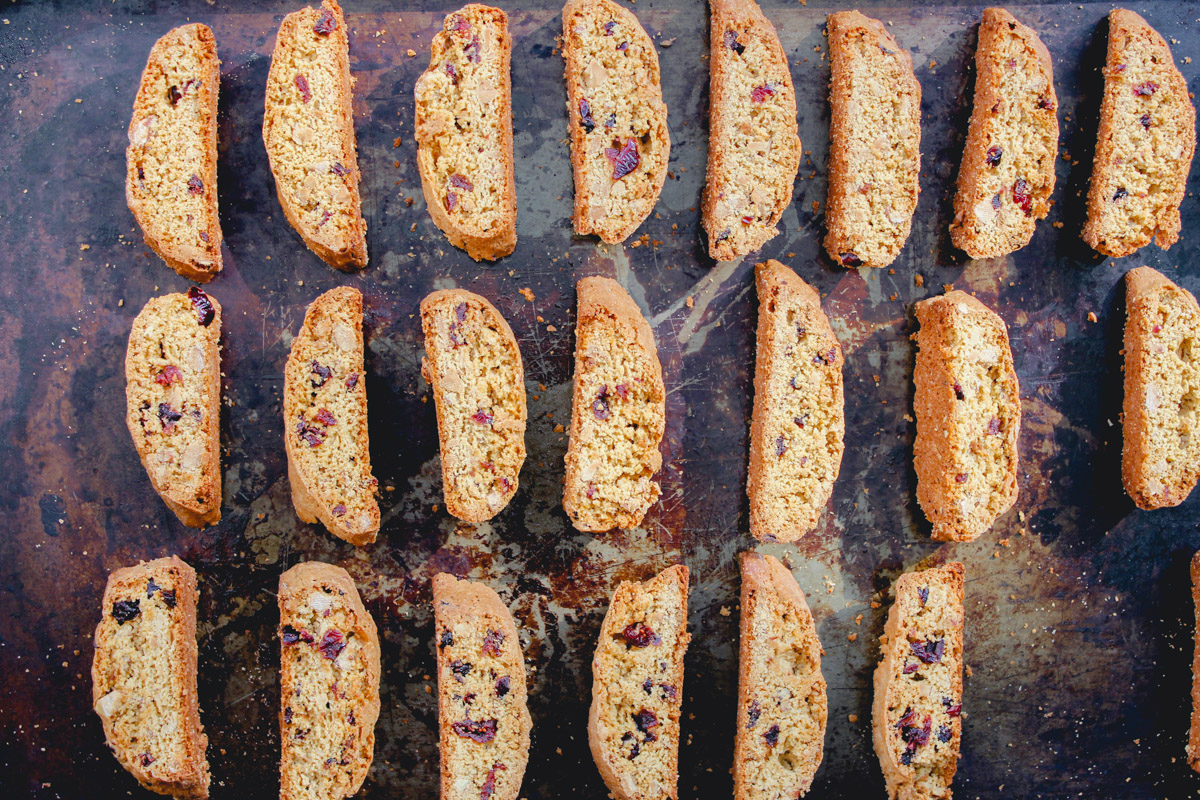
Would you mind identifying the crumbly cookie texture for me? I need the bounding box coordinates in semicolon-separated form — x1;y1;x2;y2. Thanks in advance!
702;0;800;261
1082;9;1196;258
589;565;690;800
913;292;1020;542
1121;267;1200;509
872;562;965;800
126;23;223;282
433;574;532;800
563;0;669;244
415;4;517;261
747;260;845;542
734;552;827;800
420;289;527;522
1189;552;1200;774
264;0;367;270
824;11;921;270
563;277;666;532
949;7;1059;259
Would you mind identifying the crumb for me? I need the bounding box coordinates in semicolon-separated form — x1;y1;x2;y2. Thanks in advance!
719;606;731;617
80;244;90;251
847;632;858;642
1052;220;1064;228
685;296;694;309
406;48;417;57
811;201;820;214
546;325;557;332
405;197;414;206
519;288;535;302
393;136;403;147
943;283;955;292
659;37;676;47
1087;311;1098;323
914;274;925;287
848;713;858;723
553;423;564;433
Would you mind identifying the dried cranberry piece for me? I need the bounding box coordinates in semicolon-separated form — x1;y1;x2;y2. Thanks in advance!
794;414;808;428
318;629;346;660
464;35;482;63
723;29;744;55
987;417;1001;435
813;348;837;366
445;63;459;84
953;382;964;400
317;208;332;227
156;588;175;609
297;416;325;447
839;252;862;267
579;97;596;133
896;707;917;729
901;714;932;751
900;749;914;766
313;8;338;34
187;174;204;196
440;630;455;648
199;231;210;243
746;700;761;729
345;373;359;390
311;361;332;387
937;725;952;743
1012;178;1033;216
295;74;311;103
617;41;628;51
471;409;495;425
158;403;183;432
602;20;617;35
448;173;474;192
146;578;162;598
1133;81;1158;97
991;193;1002;211
482;629;504;656
450;14;470;32
452;719;497;743
750;84;775;103
140;752;156;767
112;599;141;623
775;435;787;457
451;660;472;681
918;587;929;606
155;365;183;386
585;482;598;499
715;229;732;245
624;733;641;759
480;762;506;800
945;702;962;717
1113;187;1128;201
332;504;347;516
605;138;640;180
605;112;616;128
314;408;337;426
188;286;215;326
284;707;293;724
741;215;754;225
614;383;630;400
633;708;659;741
620;622;661;647
764;724;780;747
910;637;945;664
985;145;1002;167
903;662;919;674
495;676;510;697
592;389;611;420
955;473;969;484
445;193;458;212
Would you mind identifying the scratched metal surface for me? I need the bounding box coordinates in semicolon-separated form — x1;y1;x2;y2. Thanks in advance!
2;0;1200;797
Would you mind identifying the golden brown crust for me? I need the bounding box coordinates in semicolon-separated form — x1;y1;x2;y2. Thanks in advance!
1190;551;1200;773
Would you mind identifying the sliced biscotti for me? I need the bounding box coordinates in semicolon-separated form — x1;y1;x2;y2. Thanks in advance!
824;12;921;270
1082;10;1196;258
125;288;222;528
563;277;666;532
872;562;965;800
1189;552;1200;773
415;5;516;261
1121;267;1200;509
264;0;367;270
702;0;801;262
420;290;527;522
92;557;209;800
913;292;1020;542
747;260;845;543
278;562;380;800
734;553;827;800
949;8;1059;259
126;24;223;282
433;574;532;800
589;565;690;800
284;287;380;546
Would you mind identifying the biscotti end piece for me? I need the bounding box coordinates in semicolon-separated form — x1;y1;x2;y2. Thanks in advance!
420;289;527;522
824;11;922;270
125;288;222;528
433;574;532;800
734;552;827;800
913;291;1020;541
872;562;965;800
283;287;380;545
415;4;517;261
702;0;801;261
263;0;368;270
589;564;690;800
278;562;381;800
126;23;223;282
1121;266;1200;509
1082;9;1196;258
563;277;666;532
747;261;845;542
1189;552;1200;773
563;0;670;244
92;557;210;800
949;7;1059;259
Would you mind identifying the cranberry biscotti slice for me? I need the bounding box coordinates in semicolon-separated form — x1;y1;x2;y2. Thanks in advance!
125;287;222;528
278;562;380;800
913;292;1020;542
589;565;690;800
264;0;367;270
283;287;380;546
1121;267;1200;509
702;0;801;262
563;277;666;532
733;553;827;800
1189;552;1200;773
420;290;527;522
433;574;532;800
126;24;223;282
563;0;670;244
949;8;1059;259
747;260;844;543
824;12;921;270
92;557;210;800
1082;10;1196;258
872;562;965;800
415;5;517;261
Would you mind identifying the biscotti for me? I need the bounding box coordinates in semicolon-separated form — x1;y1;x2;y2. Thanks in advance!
1121;266;1200;509
563;277;666;532
825;12;921;270
420;289;527;522
415;5;517;261
126;24;223;282
913;292;1020;541
949;8;1059;259
733;553;827;800
872;562;965;800
1189;551;1200;773
433;574;532;800
125;288;222;528
747;260;845;542
92;557;210;800
589;565;690;800
702;0;801;262
1082;9;1196;257
278;562;380;800
263;0;368;270
283;287;380;546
